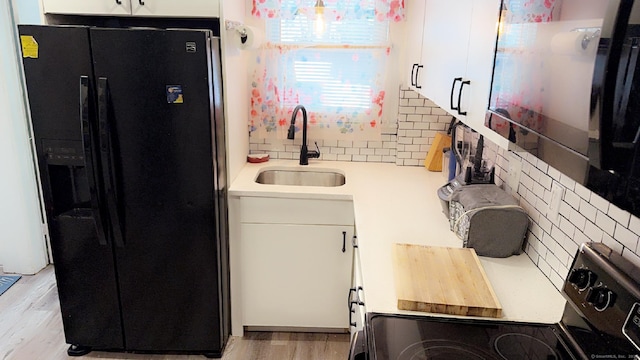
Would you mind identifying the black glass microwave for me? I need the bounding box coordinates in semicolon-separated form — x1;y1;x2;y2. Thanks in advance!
486;0;640;217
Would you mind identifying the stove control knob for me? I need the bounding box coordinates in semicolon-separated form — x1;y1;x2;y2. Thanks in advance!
586;287;616;312
568;268;597;291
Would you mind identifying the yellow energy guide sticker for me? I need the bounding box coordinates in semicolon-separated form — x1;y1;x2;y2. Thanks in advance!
20;35;39;59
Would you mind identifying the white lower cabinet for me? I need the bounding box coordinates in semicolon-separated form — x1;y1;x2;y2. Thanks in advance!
239;197;354;330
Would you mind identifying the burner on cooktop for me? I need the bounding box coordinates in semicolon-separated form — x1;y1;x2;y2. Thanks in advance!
398;340;500;360
494;333;561;360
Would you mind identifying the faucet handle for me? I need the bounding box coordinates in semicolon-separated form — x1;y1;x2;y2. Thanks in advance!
308;141;321;159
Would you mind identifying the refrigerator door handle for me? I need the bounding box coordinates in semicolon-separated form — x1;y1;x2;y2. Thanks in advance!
80;76;108;246
97;77;125;248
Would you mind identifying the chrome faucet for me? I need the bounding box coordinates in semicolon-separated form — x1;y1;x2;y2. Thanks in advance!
288;105;320;165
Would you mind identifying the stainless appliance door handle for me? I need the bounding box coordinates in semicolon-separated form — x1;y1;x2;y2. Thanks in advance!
80;76;108;246
457;80;470;116
97;77;125;248
450;77;462;111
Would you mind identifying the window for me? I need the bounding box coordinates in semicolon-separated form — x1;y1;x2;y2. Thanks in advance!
250;0;404;140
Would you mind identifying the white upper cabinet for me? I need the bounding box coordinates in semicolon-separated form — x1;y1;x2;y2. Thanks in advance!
42;0;220;18
403;0;426;92
405;0;502;144
420;0;474;118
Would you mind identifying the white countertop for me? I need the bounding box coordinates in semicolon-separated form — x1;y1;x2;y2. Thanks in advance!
229;160;566;325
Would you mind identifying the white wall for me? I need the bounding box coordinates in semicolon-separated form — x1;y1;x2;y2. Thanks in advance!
0;0;47;274
220;0;250;184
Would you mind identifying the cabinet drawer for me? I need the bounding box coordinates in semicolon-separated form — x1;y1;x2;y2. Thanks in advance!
240;197;354;225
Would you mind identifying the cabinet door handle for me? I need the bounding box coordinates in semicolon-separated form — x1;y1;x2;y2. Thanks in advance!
410;64;418;87
450;77;462;111
342;231;346;253
457;80;471;116
139;0;145;5
352;235;358;248
415;65;423;89
115;0;122;4
349;301;357;327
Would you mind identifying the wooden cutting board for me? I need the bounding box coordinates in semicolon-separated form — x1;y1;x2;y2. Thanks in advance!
392;244;502;318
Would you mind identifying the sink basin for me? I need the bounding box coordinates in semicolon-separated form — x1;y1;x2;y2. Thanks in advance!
255;168;346;187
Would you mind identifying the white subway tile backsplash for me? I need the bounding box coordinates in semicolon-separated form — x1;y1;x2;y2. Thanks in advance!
568;209;587;232
614;224;639;250
338;140;353;148
547;166;562;181
539;174;553;190
406;130;422;137
345;148;360;155
352;155;367;162
595;211;616;236
559;174;576;192
411;152;427;160
413;122;431;130
549;271;565;290
399;106;416;114
608;205;631;227
579;200;597;223
574;183;591;201
630;217;640;236
538;214;553;234
406;115;422;123
559;216;577;240
602;234;624;254
323;153;338;161
408;99;425;107
564;191;581;210
368;141;383;148
319;139;335;147
337;154;352;161
590;194;610;213
520;173;534;191
367;155;382;162
361;148;375;155
412;137;430;145
583;220;604;242
535;159;549;173
403;90;419;99
529;166;542;183
330;147;345;155
353;140;368;148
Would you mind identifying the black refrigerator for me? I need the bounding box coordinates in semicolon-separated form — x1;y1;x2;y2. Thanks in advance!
18;25;229;357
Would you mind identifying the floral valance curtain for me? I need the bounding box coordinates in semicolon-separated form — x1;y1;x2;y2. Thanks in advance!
249;0;404;141
252;0;405;22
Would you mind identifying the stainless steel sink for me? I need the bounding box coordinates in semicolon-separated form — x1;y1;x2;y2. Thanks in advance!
255;169;346;187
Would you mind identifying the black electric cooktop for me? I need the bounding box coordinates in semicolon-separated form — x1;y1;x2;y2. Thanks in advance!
366;313;576;360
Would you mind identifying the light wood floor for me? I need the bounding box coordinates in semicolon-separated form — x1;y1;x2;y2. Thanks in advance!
0;266;351;360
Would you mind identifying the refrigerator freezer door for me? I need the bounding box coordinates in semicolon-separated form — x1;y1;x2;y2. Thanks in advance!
19;25;124;349
89;28;223;353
